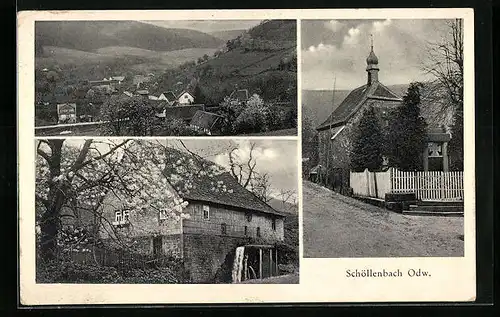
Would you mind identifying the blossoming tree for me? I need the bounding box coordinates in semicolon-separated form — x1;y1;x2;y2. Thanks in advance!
35;139;227;262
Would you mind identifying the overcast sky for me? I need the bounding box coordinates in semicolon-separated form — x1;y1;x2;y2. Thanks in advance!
301;19;455;90
143;20;262;33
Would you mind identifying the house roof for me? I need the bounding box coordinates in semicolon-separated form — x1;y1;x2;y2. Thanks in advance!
163;147;285;217
177;89;195;98
317;81;402;131
162;91;177;101
164;104;205;121
229;89;249;101
189;110;224;131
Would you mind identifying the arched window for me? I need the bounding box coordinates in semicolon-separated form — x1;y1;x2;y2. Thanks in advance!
221;223;227;235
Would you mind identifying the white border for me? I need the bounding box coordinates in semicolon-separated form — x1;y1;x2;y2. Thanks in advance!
18;8;475;305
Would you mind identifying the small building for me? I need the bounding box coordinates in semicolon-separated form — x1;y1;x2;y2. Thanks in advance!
56;102;77;124
177;89;195;105
228;89;249;105
158;91;177;106
98;146;285;283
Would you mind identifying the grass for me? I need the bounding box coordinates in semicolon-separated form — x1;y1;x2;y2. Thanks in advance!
302;180;464;258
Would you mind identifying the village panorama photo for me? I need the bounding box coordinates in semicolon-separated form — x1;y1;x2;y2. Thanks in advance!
35;138;299;284
34;20;297;136
301;19;465;258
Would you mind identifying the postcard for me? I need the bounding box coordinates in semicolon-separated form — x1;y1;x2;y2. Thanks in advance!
17;8;475;305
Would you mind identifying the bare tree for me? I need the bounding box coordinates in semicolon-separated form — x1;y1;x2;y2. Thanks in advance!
422;19;464;170
423;19;463;108
277;189;296;212
228;142;258;189
227;142;275;202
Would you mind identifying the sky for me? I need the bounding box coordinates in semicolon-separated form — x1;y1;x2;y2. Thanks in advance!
143;20;262;33
58;139;298;201
301;19;455;90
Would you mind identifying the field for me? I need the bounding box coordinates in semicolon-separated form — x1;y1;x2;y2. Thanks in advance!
37;46;218;73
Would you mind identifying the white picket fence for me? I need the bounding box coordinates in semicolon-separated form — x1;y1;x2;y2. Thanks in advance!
350;168;464;201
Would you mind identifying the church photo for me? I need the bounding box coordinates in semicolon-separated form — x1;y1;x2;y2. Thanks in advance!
301;19;465;258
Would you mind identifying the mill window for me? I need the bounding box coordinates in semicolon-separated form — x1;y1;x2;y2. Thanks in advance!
203;205;210;220
115;211;122;222
244;226;248;236
272;218;276;231
256;227;261;238
221;223;227;235
246;212;252;222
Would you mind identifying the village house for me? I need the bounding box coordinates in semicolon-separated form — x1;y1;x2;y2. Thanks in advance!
97;146;285;283
177;88;195;105
315;44;454;191
158;91;177;106
228;89;249;105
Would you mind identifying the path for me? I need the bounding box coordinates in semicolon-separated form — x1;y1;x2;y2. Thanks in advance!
303;181;464;258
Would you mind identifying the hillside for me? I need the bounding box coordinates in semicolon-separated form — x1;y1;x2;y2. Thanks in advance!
155;20;297;104
267;198;298;214
302;83;453;129
208;29;246;42
36;21;223;55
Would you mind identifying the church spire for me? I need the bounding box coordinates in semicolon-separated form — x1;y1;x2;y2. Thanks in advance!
366;34;379;85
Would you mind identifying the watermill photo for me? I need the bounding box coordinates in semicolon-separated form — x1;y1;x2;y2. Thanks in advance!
34;139;299;284
301;18;467;258
34;19;297;136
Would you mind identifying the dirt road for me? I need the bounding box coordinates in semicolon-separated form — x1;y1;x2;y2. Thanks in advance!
303;181;464;258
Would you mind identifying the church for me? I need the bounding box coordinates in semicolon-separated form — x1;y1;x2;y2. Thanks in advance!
315;44;453;192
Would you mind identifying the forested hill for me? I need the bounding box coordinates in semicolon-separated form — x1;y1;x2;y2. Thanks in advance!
155;20;297;104
35;21;224;55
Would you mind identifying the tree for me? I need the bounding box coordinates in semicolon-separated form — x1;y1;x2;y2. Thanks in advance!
99;95;163;136
277;189;296;212
385;82;428;171
423;19;464;170
227;142;273;202
349;106;384;172
35;139;228;262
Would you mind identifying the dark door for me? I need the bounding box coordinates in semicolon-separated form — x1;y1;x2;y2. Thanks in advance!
153;236;162;257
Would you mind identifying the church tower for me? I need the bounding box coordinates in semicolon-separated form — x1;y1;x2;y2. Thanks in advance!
366;35;379;86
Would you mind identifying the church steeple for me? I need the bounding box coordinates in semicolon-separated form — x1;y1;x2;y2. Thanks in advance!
366;34;379;85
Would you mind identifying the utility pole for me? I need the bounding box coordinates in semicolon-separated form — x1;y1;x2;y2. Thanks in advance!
325;75;336;187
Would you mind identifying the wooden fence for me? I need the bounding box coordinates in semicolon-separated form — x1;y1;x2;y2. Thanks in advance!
350;168;464;201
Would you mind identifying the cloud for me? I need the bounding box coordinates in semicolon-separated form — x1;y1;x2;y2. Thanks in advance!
324;20;344;32
301;19;453;90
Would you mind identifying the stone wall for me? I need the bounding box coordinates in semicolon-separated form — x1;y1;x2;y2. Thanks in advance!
182;233;250;283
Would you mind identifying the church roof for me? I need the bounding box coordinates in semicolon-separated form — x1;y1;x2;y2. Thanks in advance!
366;49;379;65
316;81;402;131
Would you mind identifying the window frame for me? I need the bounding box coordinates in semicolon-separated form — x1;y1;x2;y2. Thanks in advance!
272;218;276;231
256;226;261;238
221;223;227;235
203;205;210;220
123;210;130;222
159;210;168;220
244;225;248;236
115;211;123;222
